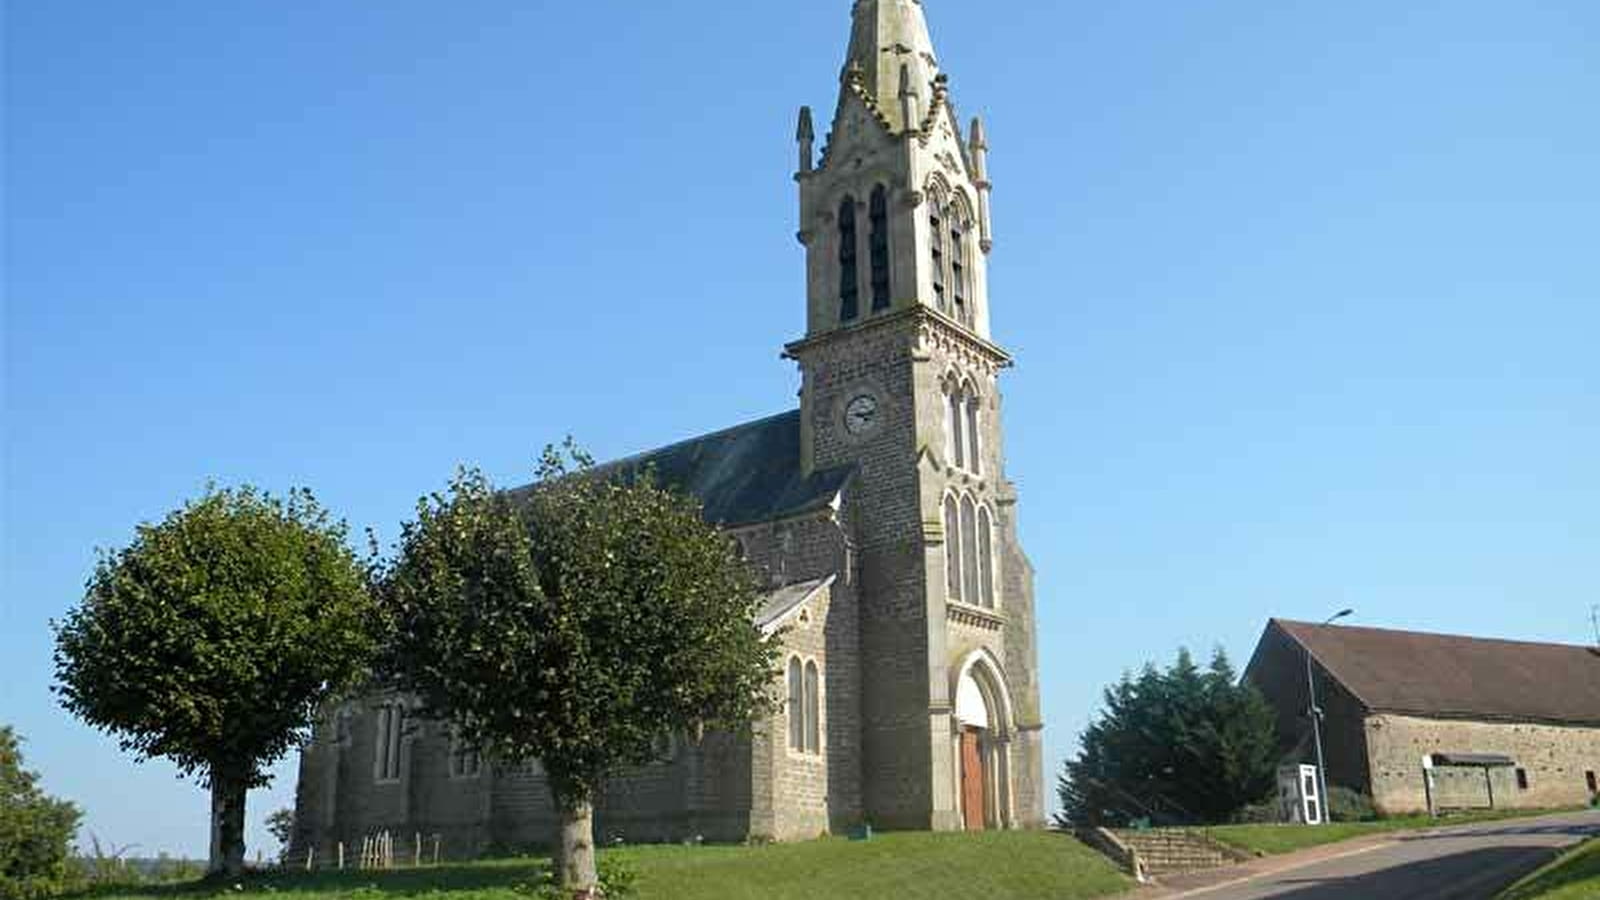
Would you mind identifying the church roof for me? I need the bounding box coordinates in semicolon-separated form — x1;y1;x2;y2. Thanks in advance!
589;410;855;529
757;576;837;635
1263;619;1600;726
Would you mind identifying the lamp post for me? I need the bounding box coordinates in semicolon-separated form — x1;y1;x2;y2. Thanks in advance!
1307;609;1354;824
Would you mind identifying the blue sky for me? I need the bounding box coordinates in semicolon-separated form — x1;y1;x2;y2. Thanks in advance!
4;0;1597;858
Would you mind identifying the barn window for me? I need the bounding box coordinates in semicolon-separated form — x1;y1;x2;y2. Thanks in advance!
1587;771;1597;793
374;703;404;783
1516;768;1530;791
869;186;891;311
839;197;860;322
787;657;805;752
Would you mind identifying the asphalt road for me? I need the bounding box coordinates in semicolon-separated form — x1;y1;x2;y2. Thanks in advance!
1164;810;1600;900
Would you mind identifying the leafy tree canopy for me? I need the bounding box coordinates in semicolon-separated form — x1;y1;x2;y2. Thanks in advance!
1057;648;1280;827
382;445;781;896
53;486;378;876
0;726;82;900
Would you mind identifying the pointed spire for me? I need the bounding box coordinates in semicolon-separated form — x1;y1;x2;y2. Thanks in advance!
839;0;943;134
969;116;989;181
970;116;993;252
797;106;816;174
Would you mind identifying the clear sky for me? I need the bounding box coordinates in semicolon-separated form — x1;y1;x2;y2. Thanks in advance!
4;0;1597;859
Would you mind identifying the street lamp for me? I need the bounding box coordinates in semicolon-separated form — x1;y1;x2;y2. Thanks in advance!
1307;609;1354;824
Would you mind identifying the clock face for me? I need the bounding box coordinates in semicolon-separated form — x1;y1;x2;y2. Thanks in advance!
844;394;880;435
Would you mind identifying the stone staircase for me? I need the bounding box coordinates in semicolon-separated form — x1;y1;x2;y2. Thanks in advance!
1107;828;1244;878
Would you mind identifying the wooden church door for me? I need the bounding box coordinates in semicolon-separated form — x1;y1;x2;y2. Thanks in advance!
961;728;987;831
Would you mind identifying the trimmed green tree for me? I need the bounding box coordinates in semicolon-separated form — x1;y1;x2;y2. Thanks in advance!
53;486;378;877
1057;648;1279;827
0;727;81;900
382;447;780;898
264;808;295;863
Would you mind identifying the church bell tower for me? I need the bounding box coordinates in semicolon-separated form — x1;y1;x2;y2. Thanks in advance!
785;0;1046;832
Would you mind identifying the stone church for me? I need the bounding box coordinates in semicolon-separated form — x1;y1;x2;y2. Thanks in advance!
292;0;1046;857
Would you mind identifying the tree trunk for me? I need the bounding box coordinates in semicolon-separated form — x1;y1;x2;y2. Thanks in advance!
553;795;599;898
208;767;249;878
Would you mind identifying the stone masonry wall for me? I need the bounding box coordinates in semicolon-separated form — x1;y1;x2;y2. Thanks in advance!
796;315;933;830
1365;714;1600;815
292;512;857;859
914;322;1043;830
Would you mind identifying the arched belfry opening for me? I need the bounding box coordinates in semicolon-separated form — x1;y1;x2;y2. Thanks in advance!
952;650;1017;831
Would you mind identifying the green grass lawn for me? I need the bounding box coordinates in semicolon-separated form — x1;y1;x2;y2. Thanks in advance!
1497;840;1600;900
1211;808;1579;857
69;832;1134;900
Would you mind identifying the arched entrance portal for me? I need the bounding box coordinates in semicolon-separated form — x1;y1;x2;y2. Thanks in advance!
953;651;1015;831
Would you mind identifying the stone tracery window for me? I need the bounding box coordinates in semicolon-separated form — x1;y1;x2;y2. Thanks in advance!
978;506;996;608
947;385;965;469
787;656;822;756
951;219;968;325
945;492;1000;610
960;496;980;606
804;661;821;755
869;185;891;312
965;383;982;476
374;702;405;783
448;732;482;780
787;657;805;752
927;182;979;328
945;377;981;474
839;196;860;322
944;496;962;601
930;192;948;314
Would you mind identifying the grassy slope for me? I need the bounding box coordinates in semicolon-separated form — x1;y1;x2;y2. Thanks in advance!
1498;840;1600;900
1211;809;1577;857
71;833;1134;900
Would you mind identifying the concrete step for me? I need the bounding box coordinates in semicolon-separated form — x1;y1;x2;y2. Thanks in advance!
1110;828;1236;876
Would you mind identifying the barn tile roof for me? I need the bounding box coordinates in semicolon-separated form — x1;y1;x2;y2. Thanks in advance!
515;410;854;530
1272;619;1600;726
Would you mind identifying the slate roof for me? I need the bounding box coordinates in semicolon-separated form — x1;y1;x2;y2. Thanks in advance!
756;576;836;634
564;410;854;529
1272;619;1600;726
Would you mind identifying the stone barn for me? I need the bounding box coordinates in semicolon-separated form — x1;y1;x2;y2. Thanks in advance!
1245;619;1600;816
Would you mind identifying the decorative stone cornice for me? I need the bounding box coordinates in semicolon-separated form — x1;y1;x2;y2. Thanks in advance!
947;602;1004;632
915;308;1013;377
783;306;1012;374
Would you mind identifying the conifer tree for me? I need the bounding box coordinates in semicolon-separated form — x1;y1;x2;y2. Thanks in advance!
1057;648;1279;826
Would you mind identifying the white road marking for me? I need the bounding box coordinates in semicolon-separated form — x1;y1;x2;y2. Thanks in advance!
1160;842;1396;900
